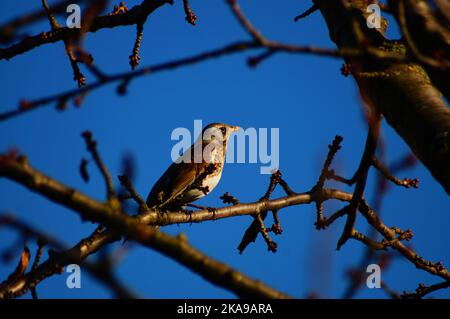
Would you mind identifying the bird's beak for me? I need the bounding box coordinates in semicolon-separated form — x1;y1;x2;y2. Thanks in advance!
231;125;240;132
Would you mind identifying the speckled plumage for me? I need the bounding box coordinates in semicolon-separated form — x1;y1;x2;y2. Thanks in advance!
146;123;239;209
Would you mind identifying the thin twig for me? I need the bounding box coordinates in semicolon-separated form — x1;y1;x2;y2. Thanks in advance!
316;135;344;190
237;170;285;254
314;135;343;229
42;0;86;86
0;214;136;298
182;0;197;25
351;230;388;251
247;50;276;68
0;246;30;294
129;23;144;70
372;157;419;188
81;131;116;201
294;4;319;22
337;117;381;250
0;0;172;61
227;0;267;44
255;213;277;253
30;239;46;299
402;281;450;299
0;0;91;44
118;174;148;213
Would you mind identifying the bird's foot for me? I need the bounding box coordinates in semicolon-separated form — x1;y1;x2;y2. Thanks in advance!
186;204;217;217
180;208;194;223
207;207;217;219
155;208;169;216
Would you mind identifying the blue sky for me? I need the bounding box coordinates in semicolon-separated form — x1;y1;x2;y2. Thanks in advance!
0;0;449;298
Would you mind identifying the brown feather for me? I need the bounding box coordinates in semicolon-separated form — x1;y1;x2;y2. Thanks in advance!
146;123;239;209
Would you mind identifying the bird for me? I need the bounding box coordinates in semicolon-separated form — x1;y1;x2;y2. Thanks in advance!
146;123;240;210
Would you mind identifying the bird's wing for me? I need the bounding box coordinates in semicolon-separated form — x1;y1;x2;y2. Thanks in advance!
146;161;201;207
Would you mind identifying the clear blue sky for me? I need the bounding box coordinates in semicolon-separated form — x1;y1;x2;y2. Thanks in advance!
1;0;449;298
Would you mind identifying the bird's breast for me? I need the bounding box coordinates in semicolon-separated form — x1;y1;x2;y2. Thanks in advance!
201;168;223;192
181;164;224;203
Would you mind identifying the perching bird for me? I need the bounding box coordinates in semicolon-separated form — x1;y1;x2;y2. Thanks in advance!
146;123;240;210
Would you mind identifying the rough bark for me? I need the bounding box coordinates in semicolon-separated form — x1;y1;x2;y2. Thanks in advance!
388;0;450;101
314;0;450;194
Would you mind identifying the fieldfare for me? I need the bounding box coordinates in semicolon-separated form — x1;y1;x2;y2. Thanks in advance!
146;123;240;210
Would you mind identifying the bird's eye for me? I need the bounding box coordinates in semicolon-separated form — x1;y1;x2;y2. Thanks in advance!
220;127;227;135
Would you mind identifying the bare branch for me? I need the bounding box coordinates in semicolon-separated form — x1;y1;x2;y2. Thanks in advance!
0;0;173;61
350;230;388;251
0;154;291;299
315;135;343;190
0;0;91;44
42;0;86;86
255;213;277;253
129;23;144;70
372;157;419;188
0;246;30;295
227;0;267;44
118;174;148;213
358;200;449;280
30;239;46;299
337;117;381;250
402;281;450;299
81;131;116;201
294;4;319;22
315;0;450;194
182;0;197;26
247;50;276;68
1;137;449;297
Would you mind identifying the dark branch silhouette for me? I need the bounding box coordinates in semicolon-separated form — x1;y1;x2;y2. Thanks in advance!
0;0;449;299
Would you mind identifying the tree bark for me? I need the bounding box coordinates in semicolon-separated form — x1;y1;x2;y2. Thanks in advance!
314;0;450;194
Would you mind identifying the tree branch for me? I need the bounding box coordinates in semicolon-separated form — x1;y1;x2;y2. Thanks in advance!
81;131;116;201
2;138;448;297
0;0;173;61
0;0;92;44
402;281;450;299
358;200;450;280
337;117;381;250
313;0;450;194
0;213;138;298
0;154;292;299
0;2;409;123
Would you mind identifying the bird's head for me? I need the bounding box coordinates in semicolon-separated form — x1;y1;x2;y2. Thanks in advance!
201;123;240;144
199;123;240;163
